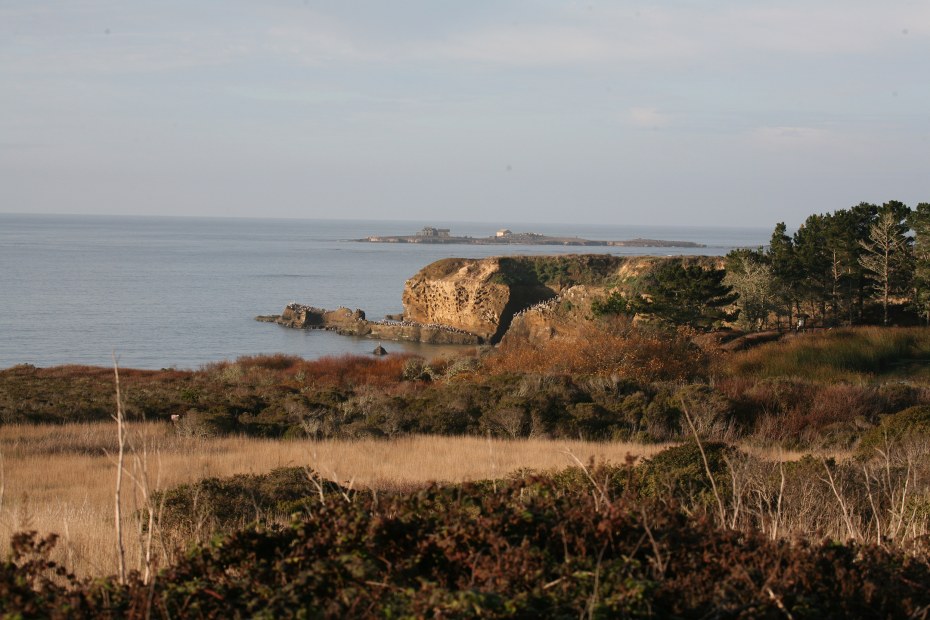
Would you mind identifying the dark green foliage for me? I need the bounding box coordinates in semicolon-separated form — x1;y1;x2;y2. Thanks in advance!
5;469;930;618
629;262;736;329
0;364;122;424
767;222;798;324
762;200;926;327
909;202;930;323
826;203;877;324
792;212;835;320
0;362;740;443
8;326;930;448
590;290;631;317
154;467;344;532
638;442;736;506
493;255;625;288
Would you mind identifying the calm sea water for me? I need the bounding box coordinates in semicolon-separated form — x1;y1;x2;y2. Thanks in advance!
0;215;769;370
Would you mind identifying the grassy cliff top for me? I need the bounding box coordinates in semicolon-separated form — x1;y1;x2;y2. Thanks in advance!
412;254;724;288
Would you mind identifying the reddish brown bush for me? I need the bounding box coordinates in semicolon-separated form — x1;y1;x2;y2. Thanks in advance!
297;354;411;388
488;316;709;383
209;353;413;390
716;374;925;445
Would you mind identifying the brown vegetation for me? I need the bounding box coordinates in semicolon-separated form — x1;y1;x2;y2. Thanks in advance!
5;327;930;448
0;422;668;579
3;445;930;617
4;320;930;614
487;315;709;383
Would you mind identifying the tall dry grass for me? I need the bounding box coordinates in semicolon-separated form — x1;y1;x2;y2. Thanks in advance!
0;422;670;579
719;327;930;382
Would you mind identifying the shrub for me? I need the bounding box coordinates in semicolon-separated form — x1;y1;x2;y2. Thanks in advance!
174;409;238;437
487;315;709;383
154;467;342;534
637;442;737;506
715;374;930;447
857;405;930;457
676;383;740;440
720;327;930;382
8;465;930;617
401;356;429;381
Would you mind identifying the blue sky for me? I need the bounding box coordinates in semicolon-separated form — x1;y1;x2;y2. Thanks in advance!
1;1;928;227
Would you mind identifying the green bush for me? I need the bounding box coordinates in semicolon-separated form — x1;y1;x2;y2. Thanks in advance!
638;442;737;506
857;405;930;457
154;467;343;533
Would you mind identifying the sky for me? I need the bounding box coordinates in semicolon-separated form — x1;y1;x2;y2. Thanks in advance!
1;1;928;228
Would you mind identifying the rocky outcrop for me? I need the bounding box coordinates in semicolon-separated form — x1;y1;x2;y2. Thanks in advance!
267;305;367;330
401;258;547;343
400;255;724;344
257;303;481;345
260;255;726;346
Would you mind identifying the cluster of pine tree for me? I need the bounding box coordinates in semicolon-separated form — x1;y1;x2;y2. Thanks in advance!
726;200;930;330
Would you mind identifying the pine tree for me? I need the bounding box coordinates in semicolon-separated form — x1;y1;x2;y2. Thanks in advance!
629;262;736;329
908;202;930;323
858;203;913;325
766;222;797;328
793;214;833;320
820;204;875;325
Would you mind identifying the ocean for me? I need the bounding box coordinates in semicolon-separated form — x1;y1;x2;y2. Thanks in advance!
0;214;770;370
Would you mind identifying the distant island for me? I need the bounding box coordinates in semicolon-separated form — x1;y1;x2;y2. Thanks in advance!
355;227;706;248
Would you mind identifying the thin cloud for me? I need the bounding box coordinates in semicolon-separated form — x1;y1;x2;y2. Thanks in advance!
749;126;833;150
429;3;930;69
4;2;927;75
263;22;381;66
438;26;614;66
628;107;672;129
709;4;930;55
430;19;698;67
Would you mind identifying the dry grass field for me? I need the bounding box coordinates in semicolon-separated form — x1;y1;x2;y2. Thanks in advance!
0;421;679;579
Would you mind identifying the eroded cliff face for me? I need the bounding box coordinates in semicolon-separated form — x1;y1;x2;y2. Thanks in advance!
500;286;601;346
401;257;558;343
401;255;726;344
402;258;508;342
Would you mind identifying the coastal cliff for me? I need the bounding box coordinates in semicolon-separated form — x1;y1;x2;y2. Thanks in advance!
401;257;555;343
401;255;725;344
259;254;725;345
